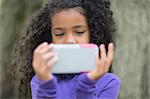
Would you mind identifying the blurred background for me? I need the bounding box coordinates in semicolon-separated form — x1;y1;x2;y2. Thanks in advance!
0;0;150;99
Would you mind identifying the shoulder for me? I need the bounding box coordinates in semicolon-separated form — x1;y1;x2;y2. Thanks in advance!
101;73;121;83
94;73;121;98
98;73;121;83
95;73;121;91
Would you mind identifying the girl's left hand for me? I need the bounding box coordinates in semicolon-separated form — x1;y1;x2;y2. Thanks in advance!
87;43;114;80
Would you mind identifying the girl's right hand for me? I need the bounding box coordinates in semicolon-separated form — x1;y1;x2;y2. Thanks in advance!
32;42;58;80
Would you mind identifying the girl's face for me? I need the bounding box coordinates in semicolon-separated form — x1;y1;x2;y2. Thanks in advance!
51;9;90;44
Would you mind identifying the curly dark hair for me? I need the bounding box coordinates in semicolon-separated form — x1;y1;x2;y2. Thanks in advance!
11;0;116;98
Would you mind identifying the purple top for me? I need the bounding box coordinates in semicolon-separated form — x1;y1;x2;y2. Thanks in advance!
30;73;121;99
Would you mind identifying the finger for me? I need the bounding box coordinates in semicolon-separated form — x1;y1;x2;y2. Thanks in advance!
40;44;54;54
48;44;54;52
40;46;49;54
33;42;47;62
95;52;100;65
35;42;48;52
42;52;56;63
47;55;58;68
99;44;107;59
107;43;114;64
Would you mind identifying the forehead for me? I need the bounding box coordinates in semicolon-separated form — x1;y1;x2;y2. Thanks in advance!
51;9;88;28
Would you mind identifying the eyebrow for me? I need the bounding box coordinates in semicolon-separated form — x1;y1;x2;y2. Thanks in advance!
52;25;87;31
52;28;64;31
72;25;86;29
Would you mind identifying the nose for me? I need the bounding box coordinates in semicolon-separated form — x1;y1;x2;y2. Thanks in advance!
66;34;76;44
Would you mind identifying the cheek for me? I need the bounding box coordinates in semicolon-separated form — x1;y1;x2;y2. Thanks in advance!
51;36;65;44
77;33;90;43
83;32;90;41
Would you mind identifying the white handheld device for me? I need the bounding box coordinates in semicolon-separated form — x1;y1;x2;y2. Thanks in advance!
52;44;99;74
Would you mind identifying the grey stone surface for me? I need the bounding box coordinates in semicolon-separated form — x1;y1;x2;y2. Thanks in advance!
0;0;42;98
111;0;150;99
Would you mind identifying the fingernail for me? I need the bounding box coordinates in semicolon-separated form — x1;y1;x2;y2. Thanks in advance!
100;44;104;48
109;43;114;47
43;42;47;45
55;55;59;61
49;44;54;48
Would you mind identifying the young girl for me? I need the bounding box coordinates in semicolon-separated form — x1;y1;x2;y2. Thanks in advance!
11;0;121;98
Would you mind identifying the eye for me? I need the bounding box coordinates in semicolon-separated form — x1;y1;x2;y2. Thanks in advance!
54;33;64;37
75;31;85;36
